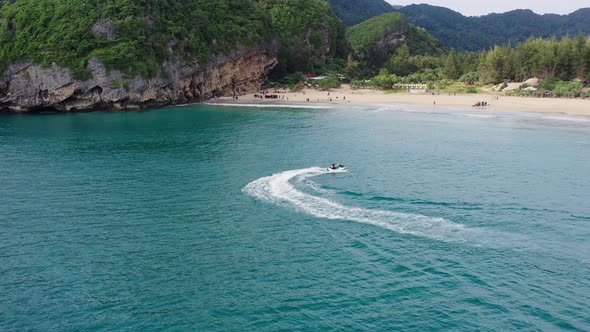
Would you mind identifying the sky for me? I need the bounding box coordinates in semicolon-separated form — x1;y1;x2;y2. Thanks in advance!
387;1;590;16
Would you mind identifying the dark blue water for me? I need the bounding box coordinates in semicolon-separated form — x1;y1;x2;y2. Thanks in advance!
1;104;589;330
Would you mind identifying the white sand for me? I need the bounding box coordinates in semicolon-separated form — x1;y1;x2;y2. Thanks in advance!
232;85;590;117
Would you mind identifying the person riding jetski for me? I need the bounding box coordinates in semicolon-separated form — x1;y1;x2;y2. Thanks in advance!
328;163;346;171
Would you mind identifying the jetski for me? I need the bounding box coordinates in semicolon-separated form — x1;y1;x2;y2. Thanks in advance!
326;164;347;172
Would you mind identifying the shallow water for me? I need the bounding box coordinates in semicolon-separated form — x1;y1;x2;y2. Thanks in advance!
1;104;589;330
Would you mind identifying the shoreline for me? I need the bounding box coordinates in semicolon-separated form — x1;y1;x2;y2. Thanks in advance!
228;85;590;117
2;85;588;118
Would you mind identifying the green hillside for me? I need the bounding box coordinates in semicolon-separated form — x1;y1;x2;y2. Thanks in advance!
346;12;442;75
0;0;273;79
0;0;346;79
260;0;347;76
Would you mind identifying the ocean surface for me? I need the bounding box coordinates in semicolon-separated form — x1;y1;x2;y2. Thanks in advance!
1;103;589;331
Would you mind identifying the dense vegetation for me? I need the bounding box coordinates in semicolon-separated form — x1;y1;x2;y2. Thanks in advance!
0;1;16;7
0;0;346;80
357;35;590;96
476;35;590;83
0;0;275;79
396;4;590;51
260;0;347;78
326;0;393;26
346;13;443;77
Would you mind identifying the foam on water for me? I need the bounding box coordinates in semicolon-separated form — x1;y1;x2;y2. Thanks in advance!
456;113;497;119
205;102;337;109
243;167;516;245
361;103;590;126
539;115;590;123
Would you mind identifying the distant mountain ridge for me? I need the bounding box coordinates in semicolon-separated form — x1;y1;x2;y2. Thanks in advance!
326;0;394;26
395;4;590;51
326;2;590;50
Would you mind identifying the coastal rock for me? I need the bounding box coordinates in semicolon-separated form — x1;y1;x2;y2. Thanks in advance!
0;43;278;113
376;29;407;49
91;20;116;40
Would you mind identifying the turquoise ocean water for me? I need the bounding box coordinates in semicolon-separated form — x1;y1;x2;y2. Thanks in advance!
1;103;589;330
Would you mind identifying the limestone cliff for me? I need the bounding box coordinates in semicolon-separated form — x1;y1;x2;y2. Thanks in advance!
0;43;277;113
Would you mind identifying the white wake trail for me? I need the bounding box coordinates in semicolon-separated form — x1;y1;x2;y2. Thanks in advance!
243;167;492;244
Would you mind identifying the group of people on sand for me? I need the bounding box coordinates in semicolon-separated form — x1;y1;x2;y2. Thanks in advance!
473;101;489;107
254;93;282;99
253;89;287;100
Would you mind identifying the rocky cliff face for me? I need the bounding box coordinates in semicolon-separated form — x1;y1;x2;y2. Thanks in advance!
0;43;278;113
376;29;407;50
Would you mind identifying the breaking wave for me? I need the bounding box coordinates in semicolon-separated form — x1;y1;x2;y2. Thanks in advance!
204;103;336;109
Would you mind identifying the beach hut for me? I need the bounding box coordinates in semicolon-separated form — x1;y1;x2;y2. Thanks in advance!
524;77;540;88
573;76;589;86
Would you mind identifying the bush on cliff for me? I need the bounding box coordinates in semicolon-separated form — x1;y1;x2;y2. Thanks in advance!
316;76;341;90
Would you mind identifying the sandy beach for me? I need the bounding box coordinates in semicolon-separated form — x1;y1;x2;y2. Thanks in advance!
232;85;590;117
